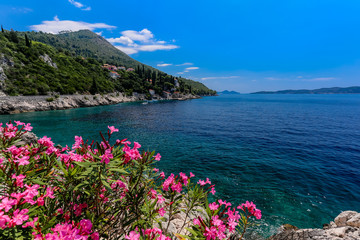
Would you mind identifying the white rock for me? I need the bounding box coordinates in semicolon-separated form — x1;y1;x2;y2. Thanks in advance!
335;211;358;227
327;226;349;237
347;213;360;228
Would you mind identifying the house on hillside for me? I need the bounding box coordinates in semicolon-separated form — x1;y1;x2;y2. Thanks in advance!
174;78;180;88
149;89;155;96
127;68;135;72
110;71;120;79
163;91;171;98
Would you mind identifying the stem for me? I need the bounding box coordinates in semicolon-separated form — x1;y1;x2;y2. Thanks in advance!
165;194;175;232
239;215;249;240
178;199;195;234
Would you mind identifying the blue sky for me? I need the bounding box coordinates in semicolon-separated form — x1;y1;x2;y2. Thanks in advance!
1;0;360;92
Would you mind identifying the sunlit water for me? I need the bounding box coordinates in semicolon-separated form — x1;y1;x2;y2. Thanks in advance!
1;94;359;237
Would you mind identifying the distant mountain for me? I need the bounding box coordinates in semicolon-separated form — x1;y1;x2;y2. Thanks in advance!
252;86;360;94
218;90;240;94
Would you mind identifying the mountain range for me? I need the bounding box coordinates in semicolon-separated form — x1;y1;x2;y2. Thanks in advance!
252;86;360;94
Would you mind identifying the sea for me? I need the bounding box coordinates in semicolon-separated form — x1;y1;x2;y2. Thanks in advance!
1;94;359;237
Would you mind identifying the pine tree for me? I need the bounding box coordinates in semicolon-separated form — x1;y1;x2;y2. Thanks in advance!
1;25;4;33
9;29;19;43
25;34;31;47
89;78;99;95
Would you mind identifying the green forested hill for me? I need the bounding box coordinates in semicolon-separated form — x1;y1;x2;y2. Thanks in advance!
22;30;144;69
0;28;215;96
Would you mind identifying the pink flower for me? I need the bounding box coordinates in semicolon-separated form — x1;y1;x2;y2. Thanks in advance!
15;156;30;166
37;197;44;206
159;172;165;179
0;197;16;212
100;149;113;164
125;231;140;240
189;172;195;178
108;126;119;134
209;202;219;211
14;121;25;126
154;153;161;161
158;208;166;217
45;187;55;199
210;187;216;195
197;179;206;186
10;209;29;226
193;218;201;227
12;174;26;188
171;182;182;193
80;219;93;235
133;142;141;149
153;168;159;172
162;174;174;191
22;217;38;228
0;211;10;228
24;123;33;131
72;136;83;150
157;195;165;204
254;209;262;219
91;232;100;240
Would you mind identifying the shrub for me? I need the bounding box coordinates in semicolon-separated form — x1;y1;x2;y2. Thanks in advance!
45;97;54;102
0;121;261;239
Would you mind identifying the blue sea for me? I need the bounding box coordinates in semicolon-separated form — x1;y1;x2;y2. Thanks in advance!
1;94;360;237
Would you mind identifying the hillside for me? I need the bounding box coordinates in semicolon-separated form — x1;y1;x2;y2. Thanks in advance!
0;28;215;96
22;30;145;70
252;86;360;94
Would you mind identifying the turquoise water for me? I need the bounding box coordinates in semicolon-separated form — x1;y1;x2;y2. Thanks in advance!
1;94;360;236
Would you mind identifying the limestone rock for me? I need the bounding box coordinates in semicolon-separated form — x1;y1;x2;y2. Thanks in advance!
39;54;58;68
347;213;360;228
334;211;357;227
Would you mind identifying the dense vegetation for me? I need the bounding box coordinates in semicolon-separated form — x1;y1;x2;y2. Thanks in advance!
0;28;216;96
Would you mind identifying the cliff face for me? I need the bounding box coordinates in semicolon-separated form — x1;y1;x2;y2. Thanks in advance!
269;211;360;240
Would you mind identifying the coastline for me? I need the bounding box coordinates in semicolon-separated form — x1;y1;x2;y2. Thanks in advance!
0;92;201;115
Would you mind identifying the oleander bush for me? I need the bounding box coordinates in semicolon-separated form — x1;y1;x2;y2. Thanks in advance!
0;121;261;239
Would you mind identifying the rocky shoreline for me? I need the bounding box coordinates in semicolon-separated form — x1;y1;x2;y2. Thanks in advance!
0;92;200;114
269;211;360;240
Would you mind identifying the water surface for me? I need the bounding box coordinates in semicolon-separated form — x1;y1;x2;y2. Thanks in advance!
1;94;359;236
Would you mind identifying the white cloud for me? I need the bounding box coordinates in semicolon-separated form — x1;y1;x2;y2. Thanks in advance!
11;7;33;13
157;63;172;67
177;72;184;75
307;77;335;81
29;16;116;34
115;46;138;55
201;76;239;80
68;0;91;10
138;44;178;52
122;29;154;42
264;77;281;81
185;67;199;70
176;62;193;66
107;28;179;55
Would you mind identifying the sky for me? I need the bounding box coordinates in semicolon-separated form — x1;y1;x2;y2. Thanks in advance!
1;0;360;93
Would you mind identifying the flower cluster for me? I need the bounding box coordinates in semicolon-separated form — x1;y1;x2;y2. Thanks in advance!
0;121;261;240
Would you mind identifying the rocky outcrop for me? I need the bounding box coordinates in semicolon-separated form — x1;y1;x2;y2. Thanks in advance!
269;211;360;240
0;92;200;115
39;54;58;68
